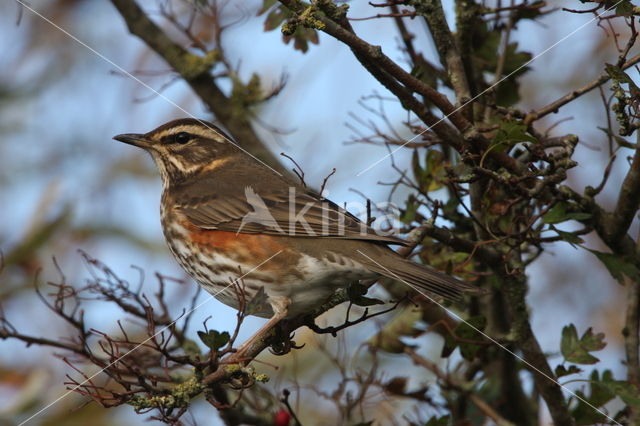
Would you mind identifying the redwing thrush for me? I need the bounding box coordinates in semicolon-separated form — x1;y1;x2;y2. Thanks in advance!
114;119;478;349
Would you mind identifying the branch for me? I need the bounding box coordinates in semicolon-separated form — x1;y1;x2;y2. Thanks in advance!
278;0;525;174
501;273;576;426
201;287;354;385
0;327;85;354
624;276;640;424
526;52;640;124
109;0;291;178
407;349;515;426
610;146;640;241
410;0;472;104
419;222;503;268
454;0;480;97
350;44;467;147
389;4;449;84
278;0;473;134
402;222;575;423
202;224;435;385
559;185;638;256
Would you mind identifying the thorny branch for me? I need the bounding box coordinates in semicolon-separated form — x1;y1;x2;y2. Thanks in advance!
257;1;640;424
6;0;640;424
0;250;417;424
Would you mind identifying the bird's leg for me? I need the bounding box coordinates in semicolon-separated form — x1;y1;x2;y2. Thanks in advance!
232;296;290;361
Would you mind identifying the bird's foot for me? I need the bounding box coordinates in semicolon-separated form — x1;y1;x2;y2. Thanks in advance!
268;320;304;355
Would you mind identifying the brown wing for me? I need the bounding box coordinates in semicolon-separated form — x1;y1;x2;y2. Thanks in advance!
173;178;406;245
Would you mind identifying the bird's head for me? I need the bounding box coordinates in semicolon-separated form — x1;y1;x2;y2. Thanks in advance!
114;118;237;185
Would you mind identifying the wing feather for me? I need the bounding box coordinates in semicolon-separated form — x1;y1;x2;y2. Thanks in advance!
175;182;405;245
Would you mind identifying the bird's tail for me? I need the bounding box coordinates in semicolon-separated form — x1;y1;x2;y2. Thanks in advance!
361;251;482;300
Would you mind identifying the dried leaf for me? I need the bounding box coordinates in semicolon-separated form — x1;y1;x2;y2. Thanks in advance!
555;364;582;378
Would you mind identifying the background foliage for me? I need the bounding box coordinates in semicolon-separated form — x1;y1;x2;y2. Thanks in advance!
0;0;639;425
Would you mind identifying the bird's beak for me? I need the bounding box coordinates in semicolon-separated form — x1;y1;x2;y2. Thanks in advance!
113;133;151;149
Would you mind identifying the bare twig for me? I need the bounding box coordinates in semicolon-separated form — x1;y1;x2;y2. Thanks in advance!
280;152;306;187
526;52;640;124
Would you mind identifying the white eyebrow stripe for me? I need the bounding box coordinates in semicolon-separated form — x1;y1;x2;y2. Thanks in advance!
153;125;228;143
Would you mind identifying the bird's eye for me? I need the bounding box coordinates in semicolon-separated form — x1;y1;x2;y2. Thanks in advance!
174;132;191;144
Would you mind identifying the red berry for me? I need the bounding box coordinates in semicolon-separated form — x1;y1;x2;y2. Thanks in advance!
273;409;291;426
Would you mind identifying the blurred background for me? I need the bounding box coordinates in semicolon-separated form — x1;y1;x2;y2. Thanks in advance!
0;0;632;424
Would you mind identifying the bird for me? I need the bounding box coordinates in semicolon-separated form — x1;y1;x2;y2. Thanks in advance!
114;118;479;354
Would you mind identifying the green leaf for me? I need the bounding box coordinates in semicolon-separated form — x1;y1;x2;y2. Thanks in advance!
542;202;591;224
589;370;617;407
441;195;462;218
587;249;640;284
597;126;637;149
542;204;566;224
514;0;545;20
425;149;446;191
425;415;451;426
571;370;616;425
603;380;640;407
457;316;487;360
572;369;640;423
475;31;501;70
572;390;609;425
560;324;606;364
257;0;278;15
411;149;425;187
474;36;532;106
555;364;582;378
442;316;486;360
493;120;537;148
197;329;230;350
400;194;419;224
411;149;447;193
496;77;521;107
616;0;634;16
410;63;438;88
581;328;607;351
550;225;584;247
347;283;384;307
503;42;532;74
282;26;319;53
367;308;422;353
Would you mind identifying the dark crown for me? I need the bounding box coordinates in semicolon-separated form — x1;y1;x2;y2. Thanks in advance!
145;118;233;145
